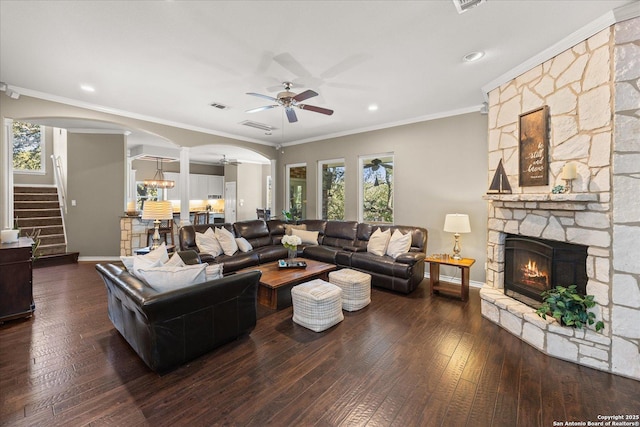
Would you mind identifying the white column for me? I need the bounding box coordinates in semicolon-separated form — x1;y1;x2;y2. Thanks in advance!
1;119;14;230
180;147;190;225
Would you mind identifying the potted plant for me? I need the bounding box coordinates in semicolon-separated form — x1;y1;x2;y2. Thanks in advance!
536;285;604;332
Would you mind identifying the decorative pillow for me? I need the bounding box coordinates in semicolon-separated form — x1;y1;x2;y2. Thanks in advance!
367;227;391;256
215;226;238;256
131;255;163;279
120;255;136;272
137;264;207;293
386;229;412;259
146;242;170;264
285;224;307;235
196;227;223;256
235;237;253;253
164;252;186;267
292;228;319;245
206;263;224;281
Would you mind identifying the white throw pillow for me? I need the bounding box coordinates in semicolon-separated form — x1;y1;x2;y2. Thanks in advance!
196;227;223;256
164;252;186;267
206;263;224;281
292;228;319;245
120;255;136;272
235;237;253;253
386;229;412;259
215;226;238;256
137;264;207;293
285;224;307;235
146;242;170;264
131;256;163;279
367;227;391;256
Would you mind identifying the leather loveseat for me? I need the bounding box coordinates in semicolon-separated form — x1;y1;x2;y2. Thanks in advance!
179;219;427;294
95;253;261;373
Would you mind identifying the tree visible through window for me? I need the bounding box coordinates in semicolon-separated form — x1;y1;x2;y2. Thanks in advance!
319;160;345;220
362;155;393;223
12;121;44;173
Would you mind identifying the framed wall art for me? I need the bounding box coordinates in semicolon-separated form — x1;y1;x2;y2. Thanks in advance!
519;106;549;187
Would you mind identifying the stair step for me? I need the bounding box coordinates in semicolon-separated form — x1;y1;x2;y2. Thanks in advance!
17;217;63;227
14;209;62;219
19;225;64;236
13;186;58;194
36;234;66;246
14;193;60;202
36;243;67;257
33;252;79;268
14;201;60;210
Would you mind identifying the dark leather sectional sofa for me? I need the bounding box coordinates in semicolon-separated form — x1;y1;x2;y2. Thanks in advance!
180;219;428;294
95;260;261;373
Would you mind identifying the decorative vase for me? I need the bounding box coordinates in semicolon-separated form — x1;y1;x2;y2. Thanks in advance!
1;229;19;243
288;247;297;260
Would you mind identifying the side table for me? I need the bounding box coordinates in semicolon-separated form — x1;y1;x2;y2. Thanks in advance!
426;256;475;302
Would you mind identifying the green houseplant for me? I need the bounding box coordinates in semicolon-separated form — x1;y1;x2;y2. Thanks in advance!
536;285;604;332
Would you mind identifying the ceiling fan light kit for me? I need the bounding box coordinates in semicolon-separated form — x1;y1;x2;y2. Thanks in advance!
246;82;334;123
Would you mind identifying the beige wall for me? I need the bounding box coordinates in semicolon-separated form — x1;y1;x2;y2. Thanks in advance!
277;112;488;283
12;126;55;186
131;159;223;179
65;133;125;257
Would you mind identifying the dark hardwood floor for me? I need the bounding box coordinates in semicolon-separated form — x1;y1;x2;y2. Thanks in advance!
1;263;638;426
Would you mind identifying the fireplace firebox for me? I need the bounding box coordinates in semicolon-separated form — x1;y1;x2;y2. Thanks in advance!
504;234;587;307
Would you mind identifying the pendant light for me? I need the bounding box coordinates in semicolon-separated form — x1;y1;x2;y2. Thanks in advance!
143;158;175;189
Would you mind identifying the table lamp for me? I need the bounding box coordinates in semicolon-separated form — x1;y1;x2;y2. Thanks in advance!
142;201;173;249
444;214;471;260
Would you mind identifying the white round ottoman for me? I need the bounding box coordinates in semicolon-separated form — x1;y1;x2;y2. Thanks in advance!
291;279;344;332
329;268;371;311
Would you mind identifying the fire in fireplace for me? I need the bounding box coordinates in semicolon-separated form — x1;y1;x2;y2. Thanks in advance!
504;234;587;307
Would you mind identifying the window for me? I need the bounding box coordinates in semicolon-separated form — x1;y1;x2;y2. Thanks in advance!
12;121;45;173
285;163;306;221
359;154;393;223
318;159;345;220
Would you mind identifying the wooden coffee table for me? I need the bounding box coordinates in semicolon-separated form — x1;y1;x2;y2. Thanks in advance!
239;259;336;310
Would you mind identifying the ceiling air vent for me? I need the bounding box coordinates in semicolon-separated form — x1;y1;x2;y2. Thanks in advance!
210;102;230;110
240;120;275;132
452;0;486;14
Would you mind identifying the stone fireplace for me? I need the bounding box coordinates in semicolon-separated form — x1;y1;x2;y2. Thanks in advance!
504;234;587;306
479;16;640;381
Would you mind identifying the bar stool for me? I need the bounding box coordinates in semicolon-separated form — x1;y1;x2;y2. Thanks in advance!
194;212;209;225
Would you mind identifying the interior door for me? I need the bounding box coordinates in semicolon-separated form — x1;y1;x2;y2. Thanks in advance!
224;181;236;224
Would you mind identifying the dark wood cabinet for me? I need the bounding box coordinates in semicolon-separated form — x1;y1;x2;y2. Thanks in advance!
0;237;34;322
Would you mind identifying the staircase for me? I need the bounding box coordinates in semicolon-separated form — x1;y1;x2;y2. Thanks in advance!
13;186;78;267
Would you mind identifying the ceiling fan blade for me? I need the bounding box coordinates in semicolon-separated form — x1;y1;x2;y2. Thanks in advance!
298;104;334;116
246;105;279;113
246;92;278;102
293;89;318;102
285;107;298;123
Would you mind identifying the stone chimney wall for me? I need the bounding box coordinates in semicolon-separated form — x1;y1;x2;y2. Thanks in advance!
481;18;640;381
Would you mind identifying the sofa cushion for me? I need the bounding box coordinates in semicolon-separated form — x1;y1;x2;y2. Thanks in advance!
196;227;223;257
235;237;253;252
137;263;207;292
303;245;341;264
131;255;163;279
367;228;391;256
285;224;307;235
234;219;272;249
165;252;186;267
214;251;260;273
215;226;238;256
205;263;224;280
386;229;412;259
292;228;319;245
322;221;357;248
350;252;412;279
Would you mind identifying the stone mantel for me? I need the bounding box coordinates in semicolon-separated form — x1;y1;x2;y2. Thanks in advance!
483;193;600;211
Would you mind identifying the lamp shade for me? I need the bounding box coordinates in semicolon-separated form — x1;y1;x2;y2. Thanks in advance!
444;214;471;233
142;201;173;220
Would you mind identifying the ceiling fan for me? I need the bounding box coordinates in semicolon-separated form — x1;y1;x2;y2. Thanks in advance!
214;155;241;166
246;82;334;123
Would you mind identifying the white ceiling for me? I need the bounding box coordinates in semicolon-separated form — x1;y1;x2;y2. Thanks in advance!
0;0;635;163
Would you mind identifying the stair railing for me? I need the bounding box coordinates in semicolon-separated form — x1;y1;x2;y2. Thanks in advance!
51;155;69;249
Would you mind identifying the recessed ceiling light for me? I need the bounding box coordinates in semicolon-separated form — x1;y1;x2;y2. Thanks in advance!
368;104;378;111
80;84;95;92
463;51;485;62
